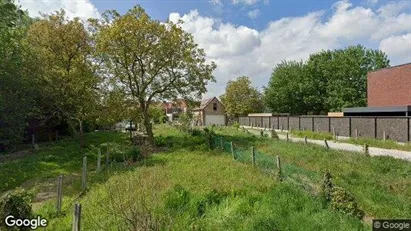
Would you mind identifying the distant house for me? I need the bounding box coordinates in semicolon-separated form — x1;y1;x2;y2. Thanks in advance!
161;99;188;121
193;97;226;126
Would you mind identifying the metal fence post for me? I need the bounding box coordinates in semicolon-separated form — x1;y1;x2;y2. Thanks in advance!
72;203;81;231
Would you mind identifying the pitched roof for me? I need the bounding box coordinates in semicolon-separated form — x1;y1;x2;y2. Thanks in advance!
193;97;225;111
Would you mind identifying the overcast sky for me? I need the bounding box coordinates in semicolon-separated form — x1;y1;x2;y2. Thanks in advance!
17;0;411;99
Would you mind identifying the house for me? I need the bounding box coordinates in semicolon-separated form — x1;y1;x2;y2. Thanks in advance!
161;99;188;121
343;63;411;116
193;97;226;126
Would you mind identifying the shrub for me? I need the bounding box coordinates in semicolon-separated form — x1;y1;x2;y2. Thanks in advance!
321;169;333;203
126;146;143;162
232;122;240;129
271;130;279;140
190;129;202;137
0;188;33;230
159;115;168;124
330;187;364;219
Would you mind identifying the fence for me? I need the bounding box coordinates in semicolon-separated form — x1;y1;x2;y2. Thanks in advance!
211;135;322;193
239;116;411;142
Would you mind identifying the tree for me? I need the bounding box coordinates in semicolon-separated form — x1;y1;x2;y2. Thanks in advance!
26;11;101;147
264;45;390;115
94;6;216;144
220;76;264;117
0;0;35;150
264;61;309;115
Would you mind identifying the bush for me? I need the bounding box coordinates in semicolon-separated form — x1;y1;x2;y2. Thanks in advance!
330;187;364;219
190;129;203;137
126;146;143;162
0;188;33;230
232;122;240;129
159;115;168;124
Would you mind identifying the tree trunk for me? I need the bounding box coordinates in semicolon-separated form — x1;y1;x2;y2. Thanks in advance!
143;111;154;145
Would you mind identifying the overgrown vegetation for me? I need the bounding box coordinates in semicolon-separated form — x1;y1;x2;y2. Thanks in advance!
215;127;411;219
346;137;411;151
291;129;334;140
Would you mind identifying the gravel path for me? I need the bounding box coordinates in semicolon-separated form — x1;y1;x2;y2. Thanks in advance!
242;126;411;162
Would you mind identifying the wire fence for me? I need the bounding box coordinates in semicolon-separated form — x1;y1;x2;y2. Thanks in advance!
211;135;322;194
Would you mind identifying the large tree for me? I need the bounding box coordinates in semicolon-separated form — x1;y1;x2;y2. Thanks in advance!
94;6;216;144
26;11;101;147
264;45;390;115
0;0;35;150
220;76;264;117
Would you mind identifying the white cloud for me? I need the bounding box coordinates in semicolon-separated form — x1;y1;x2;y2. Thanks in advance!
232;0;259;5
379;33;411;64
19;0;100;19
248;9;260;19
209;0;223;6
169;0;411;98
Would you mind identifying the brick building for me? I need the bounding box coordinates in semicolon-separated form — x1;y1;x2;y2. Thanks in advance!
344;63;411;116
368;63;411;107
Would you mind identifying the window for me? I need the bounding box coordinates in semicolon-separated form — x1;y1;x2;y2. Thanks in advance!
213;103;217;111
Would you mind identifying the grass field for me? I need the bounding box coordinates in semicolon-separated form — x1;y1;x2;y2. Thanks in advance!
1;125;410;230
215;126;411;219
35;126;366;230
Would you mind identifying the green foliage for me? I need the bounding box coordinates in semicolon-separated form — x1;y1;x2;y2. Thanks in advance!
220;76;264;117
264;45;390;114
347;137;411;152
102;142;142;162
232;121;240;129
291;129;334;140
321;169;333;203
330;187;365;219
159;115;168;124
271;130;279;140
0;188;33;229
94;5;216;144
164;184;191;213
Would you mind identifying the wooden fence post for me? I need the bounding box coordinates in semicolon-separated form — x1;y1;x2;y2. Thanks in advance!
286;132;289;142
324;139;329;149
56;175;63;215
304;136;308;144
220;137;223;149
332;127;336;140
97;149;101;173
72;203;81;231
363;143;369;156
251;146;256;166
231;142;235;160
82;157;87;191
276;156;282;181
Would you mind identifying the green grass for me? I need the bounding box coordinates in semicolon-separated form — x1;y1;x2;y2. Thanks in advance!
291;129;334;140
0;131;129;196
37;147;365;230
215;127;411;219
3;125;410;230
346;137;411;151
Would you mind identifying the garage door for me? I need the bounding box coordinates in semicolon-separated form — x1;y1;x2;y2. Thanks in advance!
205;115;225;126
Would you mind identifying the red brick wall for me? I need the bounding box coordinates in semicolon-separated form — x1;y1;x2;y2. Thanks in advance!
368;63;411;107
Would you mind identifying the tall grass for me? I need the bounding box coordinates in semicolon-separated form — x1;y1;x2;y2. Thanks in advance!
37;150;366;230
216;127;411;219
